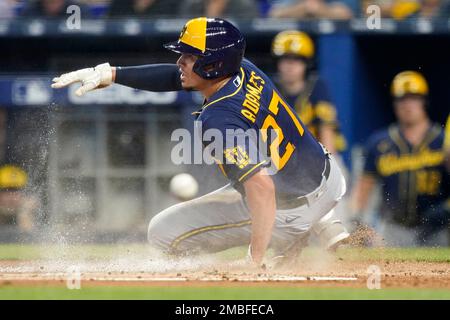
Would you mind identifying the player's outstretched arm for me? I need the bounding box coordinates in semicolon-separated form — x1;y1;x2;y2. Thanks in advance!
244;170;276;266
114;64;182;92
52;63;182;96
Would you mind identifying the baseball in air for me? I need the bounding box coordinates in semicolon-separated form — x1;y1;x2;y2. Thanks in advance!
170;173;199;200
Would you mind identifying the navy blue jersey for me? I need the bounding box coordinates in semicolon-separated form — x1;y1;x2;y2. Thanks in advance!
195;59;328;203
364;123;449;226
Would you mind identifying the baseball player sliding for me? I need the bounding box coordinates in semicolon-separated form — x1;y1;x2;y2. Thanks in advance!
51;18;349;268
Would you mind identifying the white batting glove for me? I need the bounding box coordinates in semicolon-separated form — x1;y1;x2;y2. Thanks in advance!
51;62;113;96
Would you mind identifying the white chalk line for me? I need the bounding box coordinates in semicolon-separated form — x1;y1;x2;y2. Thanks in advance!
0;273;357;282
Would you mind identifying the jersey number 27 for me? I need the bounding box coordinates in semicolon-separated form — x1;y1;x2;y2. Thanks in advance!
261;90;305;170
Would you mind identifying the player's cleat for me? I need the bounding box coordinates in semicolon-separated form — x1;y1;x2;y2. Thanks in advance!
318;220;350;252
312;209;350;251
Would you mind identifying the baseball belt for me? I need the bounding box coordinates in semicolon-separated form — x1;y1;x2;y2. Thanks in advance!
277;155;331;210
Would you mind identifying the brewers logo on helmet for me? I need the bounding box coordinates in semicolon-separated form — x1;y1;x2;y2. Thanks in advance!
272;30;314;60
164;17;246;79
391;71;429;98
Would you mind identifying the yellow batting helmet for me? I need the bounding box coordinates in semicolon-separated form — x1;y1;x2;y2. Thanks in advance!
391;1;420;20
272;30;314;59
0;165;28;189
164;18;246;79
391;71;429;98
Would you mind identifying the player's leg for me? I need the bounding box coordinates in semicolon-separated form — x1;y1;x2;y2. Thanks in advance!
270;154;348;265
311;154;349;250
147;184;252;254
312;153;350;250
312;208;350;250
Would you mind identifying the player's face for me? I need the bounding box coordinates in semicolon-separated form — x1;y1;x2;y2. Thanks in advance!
43;0;65;15
277;57;307;84
394;95;427;125
177;53;206;91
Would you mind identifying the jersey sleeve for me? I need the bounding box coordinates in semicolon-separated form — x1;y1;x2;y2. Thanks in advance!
115;64;182;92
309;79;338;128
201;111;267;185
363;134;380;177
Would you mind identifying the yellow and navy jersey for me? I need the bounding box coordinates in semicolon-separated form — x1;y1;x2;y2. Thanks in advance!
196;59;328;201
277;74;346;151
363;123;449;226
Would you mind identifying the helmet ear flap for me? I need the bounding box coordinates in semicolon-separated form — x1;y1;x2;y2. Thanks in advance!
203;61;224;73
193;57;216;79
193;54;231;79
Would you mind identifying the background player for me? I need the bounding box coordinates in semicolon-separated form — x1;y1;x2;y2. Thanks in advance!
51;17;349;267
445;114;450;172
271;30;346;155
350;71;450;246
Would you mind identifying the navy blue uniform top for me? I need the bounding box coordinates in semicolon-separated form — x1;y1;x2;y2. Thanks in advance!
363;123;449;226
196;59;327;202
116;58;329;205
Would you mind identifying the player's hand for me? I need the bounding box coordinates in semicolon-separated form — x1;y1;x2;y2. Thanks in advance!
51;62;113;96
246;245;267;270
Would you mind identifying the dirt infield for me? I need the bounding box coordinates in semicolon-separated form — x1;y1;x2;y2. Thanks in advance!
1;256;449;289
